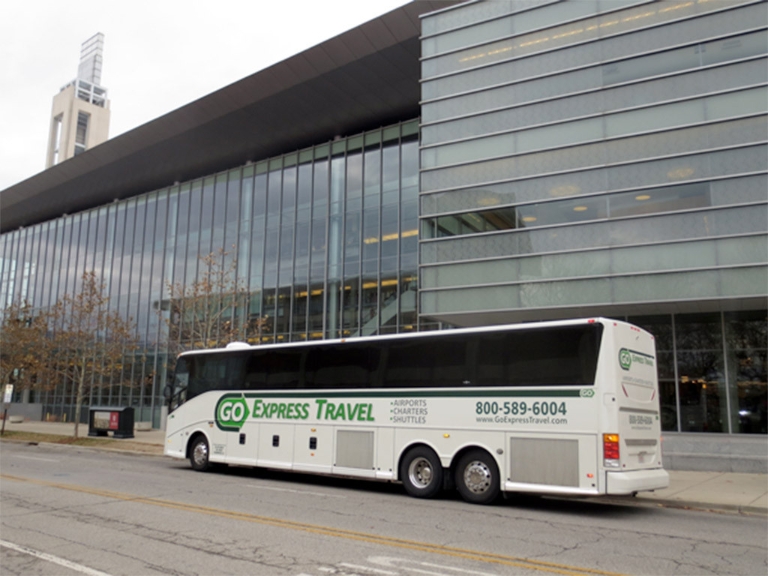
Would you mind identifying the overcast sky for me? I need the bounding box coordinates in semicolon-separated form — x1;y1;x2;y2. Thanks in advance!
0;0;412;191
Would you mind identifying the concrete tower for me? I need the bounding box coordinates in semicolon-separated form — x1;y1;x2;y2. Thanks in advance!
45;33;111;168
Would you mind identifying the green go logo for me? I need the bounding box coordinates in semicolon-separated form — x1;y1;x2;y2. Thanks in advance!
619;348;632;371
216;395;250;431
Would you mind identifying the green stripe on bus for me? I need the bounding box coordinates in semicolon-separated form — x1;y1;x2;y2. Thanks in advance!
242;389;584;399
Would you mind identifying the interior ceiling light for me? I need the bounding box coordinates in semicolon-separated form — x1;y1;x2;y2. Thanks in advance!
549;185;581;197
573;206;588;212
635;194;651;201
667;167;694;179
521;216;537;222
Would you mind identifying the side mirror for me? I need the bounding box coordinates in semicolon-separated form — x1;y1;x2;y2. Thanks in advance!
163;384;174;401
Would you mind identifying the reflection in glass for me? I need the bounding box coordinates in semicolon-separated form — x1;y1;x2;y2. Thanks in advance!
675;313;726;433
2;121;422;423
629;315;678;431
426;181;713;238
726;311;767;434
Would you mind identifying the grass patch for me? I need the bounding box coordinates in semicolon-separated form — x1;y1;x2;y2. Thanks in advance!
0;430;163;454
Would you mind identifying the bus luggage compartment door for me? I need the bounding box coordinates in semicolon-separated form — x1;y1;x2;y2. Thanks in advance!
293;424;333;474
505;433;598;494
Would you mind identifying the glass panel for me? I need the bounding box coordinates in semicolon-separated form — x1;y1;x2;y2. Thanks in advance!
422;0;720;75
313;158;329;207
675;313;726;433
725;311;767;434
171;185;188;287
364;145;381;200
629;315;677;432
401;137;419;203
119;204;136;307
346;150;363;209
186;182;202;284
420;285;521;315
423;0;600;59
200;178;215;257
425;57;767;139
425;86;760;171
267;169;282;218
422;142;767;210
282;166;297;216
297;163;312;209
264;226;279;287
279;224;294;288
224;172;241;261
382;143;400;206
423;5;765;100
605;99;705;138
422;204;765;265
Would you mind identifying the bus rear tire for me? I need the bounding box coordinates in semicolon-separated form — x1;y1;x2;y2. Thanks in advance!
190;435;211;472
455;450;500;505
400;446;443;499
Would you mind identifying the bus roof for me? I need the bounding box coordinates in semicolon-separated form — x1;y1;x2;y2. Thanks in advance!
175;317;639;359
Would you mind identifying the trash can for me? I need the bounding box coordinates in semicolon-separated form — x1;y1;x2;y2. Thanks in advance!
88;407;134;439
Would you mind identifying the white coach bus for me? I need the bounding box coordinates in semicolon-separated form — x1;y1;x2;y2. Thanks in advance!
164;318;669;504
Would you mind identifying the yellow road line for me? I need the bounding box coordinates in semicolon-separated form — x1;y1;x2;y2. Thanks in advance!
1;473;626;576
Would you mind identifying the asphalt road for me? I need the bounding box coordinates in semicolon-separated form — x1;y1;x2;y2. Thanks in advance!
1;442;766;576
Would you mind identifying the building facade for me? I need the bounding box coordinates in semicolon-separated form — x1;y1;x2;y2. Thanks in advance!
1;1;766;461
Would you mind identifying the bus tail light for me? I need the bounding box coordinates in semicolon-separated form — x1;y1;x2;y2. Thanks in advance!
603;433;620;468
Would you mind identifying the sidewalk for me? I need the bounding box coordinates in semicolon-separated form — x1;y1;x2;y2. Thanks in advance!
2;420;765;515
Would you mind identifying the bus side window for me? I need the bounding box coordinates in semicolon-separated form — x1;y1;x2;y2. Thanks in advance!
305;344;379;389
475;334;507;386
473;326;603;387
383;336;468;388
264;350;304;389
244;352;267;390
432;337;469;387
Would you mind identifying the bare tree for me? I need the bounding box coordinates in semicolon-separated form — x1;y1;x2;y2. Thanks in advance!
163;249;265;359
44;271;138;438
0;300;49;395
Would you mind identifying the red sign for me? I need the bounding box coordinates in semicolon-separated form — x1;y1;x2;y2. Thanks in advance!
109;412;119;430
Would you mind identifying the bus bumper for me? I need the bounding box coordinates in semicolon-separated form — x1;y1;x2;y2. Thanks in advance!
606;468;670;495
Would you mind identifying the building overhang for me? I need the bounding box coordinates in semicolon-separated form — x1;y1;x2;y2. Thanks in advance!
1;0;457;233
421;296;768;328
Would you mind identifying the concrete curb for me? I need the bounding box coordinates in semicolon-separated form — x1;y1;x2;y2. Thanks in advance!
603;495;768;516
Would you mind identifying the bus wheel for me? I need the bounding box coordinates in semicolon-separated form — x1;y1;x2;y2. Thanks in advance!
455;450;499;504
190;435;211;472
400;446;443;499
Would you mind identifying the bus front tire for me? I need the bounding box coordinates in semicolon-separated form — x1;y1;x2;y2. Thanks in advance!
189;435;211;472
400;446;443;499
455;450;500;505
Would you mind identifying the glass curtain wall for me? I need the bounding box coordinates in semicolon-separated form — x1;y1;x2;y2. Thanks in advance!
0;120;421;426
629;312;767;435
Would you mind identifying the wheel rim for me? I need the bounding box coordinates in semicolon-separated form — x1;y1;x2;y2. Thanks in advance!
408;456;434;489
193;441;208;467
463;460;492;494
